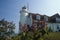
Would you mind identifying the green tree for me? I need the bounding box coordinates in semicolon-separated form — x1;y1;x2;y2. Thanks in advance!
0;19;15;40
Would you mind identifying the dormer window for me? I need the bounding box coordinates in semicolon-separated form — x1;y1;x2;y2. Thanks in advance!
56;18;60;22
44;16;48;21
36;15;40;20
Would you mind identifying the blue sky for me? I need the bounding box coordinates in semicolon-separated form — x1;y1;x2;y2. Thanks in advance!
0;0;60;33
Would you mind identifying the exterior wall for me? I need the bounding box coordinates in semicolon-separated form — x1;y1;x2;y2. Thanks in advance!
27;15;32;27
47;23;60;32
20;11;28;25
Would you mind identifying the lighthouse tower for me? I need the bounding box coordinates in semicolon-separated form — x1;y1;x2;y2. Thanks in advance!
19;6;29;31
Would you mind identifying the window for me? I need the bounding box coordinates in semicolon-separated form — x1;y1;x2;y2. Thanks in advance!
44;16;48;21
56;18;60;22
57;25;59;29
0;24;3;27
36;15;40;20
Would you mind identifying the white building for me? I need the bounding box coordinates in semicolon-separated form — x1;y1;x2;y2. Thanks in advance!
20;6;60;32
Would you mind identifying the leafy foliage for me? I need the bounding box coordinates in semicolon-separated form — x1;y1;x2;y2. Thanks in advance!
0;19;54;40
12;26;48;40
0;19;15;40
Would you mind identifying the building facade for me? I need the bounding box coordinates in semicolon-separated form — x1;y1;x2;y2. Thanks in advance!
19;6;60;32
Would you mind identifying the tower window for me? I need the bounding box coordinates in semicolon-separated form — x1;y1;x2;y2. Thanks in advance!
22;6;26;9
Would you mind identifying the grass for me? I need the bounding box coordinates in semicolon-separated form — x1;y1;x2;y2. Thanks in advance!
12;32;60;40
47;32;60;40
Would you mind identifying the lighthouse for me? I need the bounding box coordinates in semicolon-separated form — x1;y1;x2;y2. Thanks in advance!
19;6;29;32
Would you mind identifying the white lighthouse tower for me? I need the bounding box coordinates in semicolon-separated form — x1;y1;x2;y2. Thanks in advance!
20;6;28;25
20;6;29;30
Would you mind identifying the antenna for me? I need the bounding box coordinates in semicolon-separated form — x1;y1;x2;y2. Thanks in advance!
27;3;29;10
